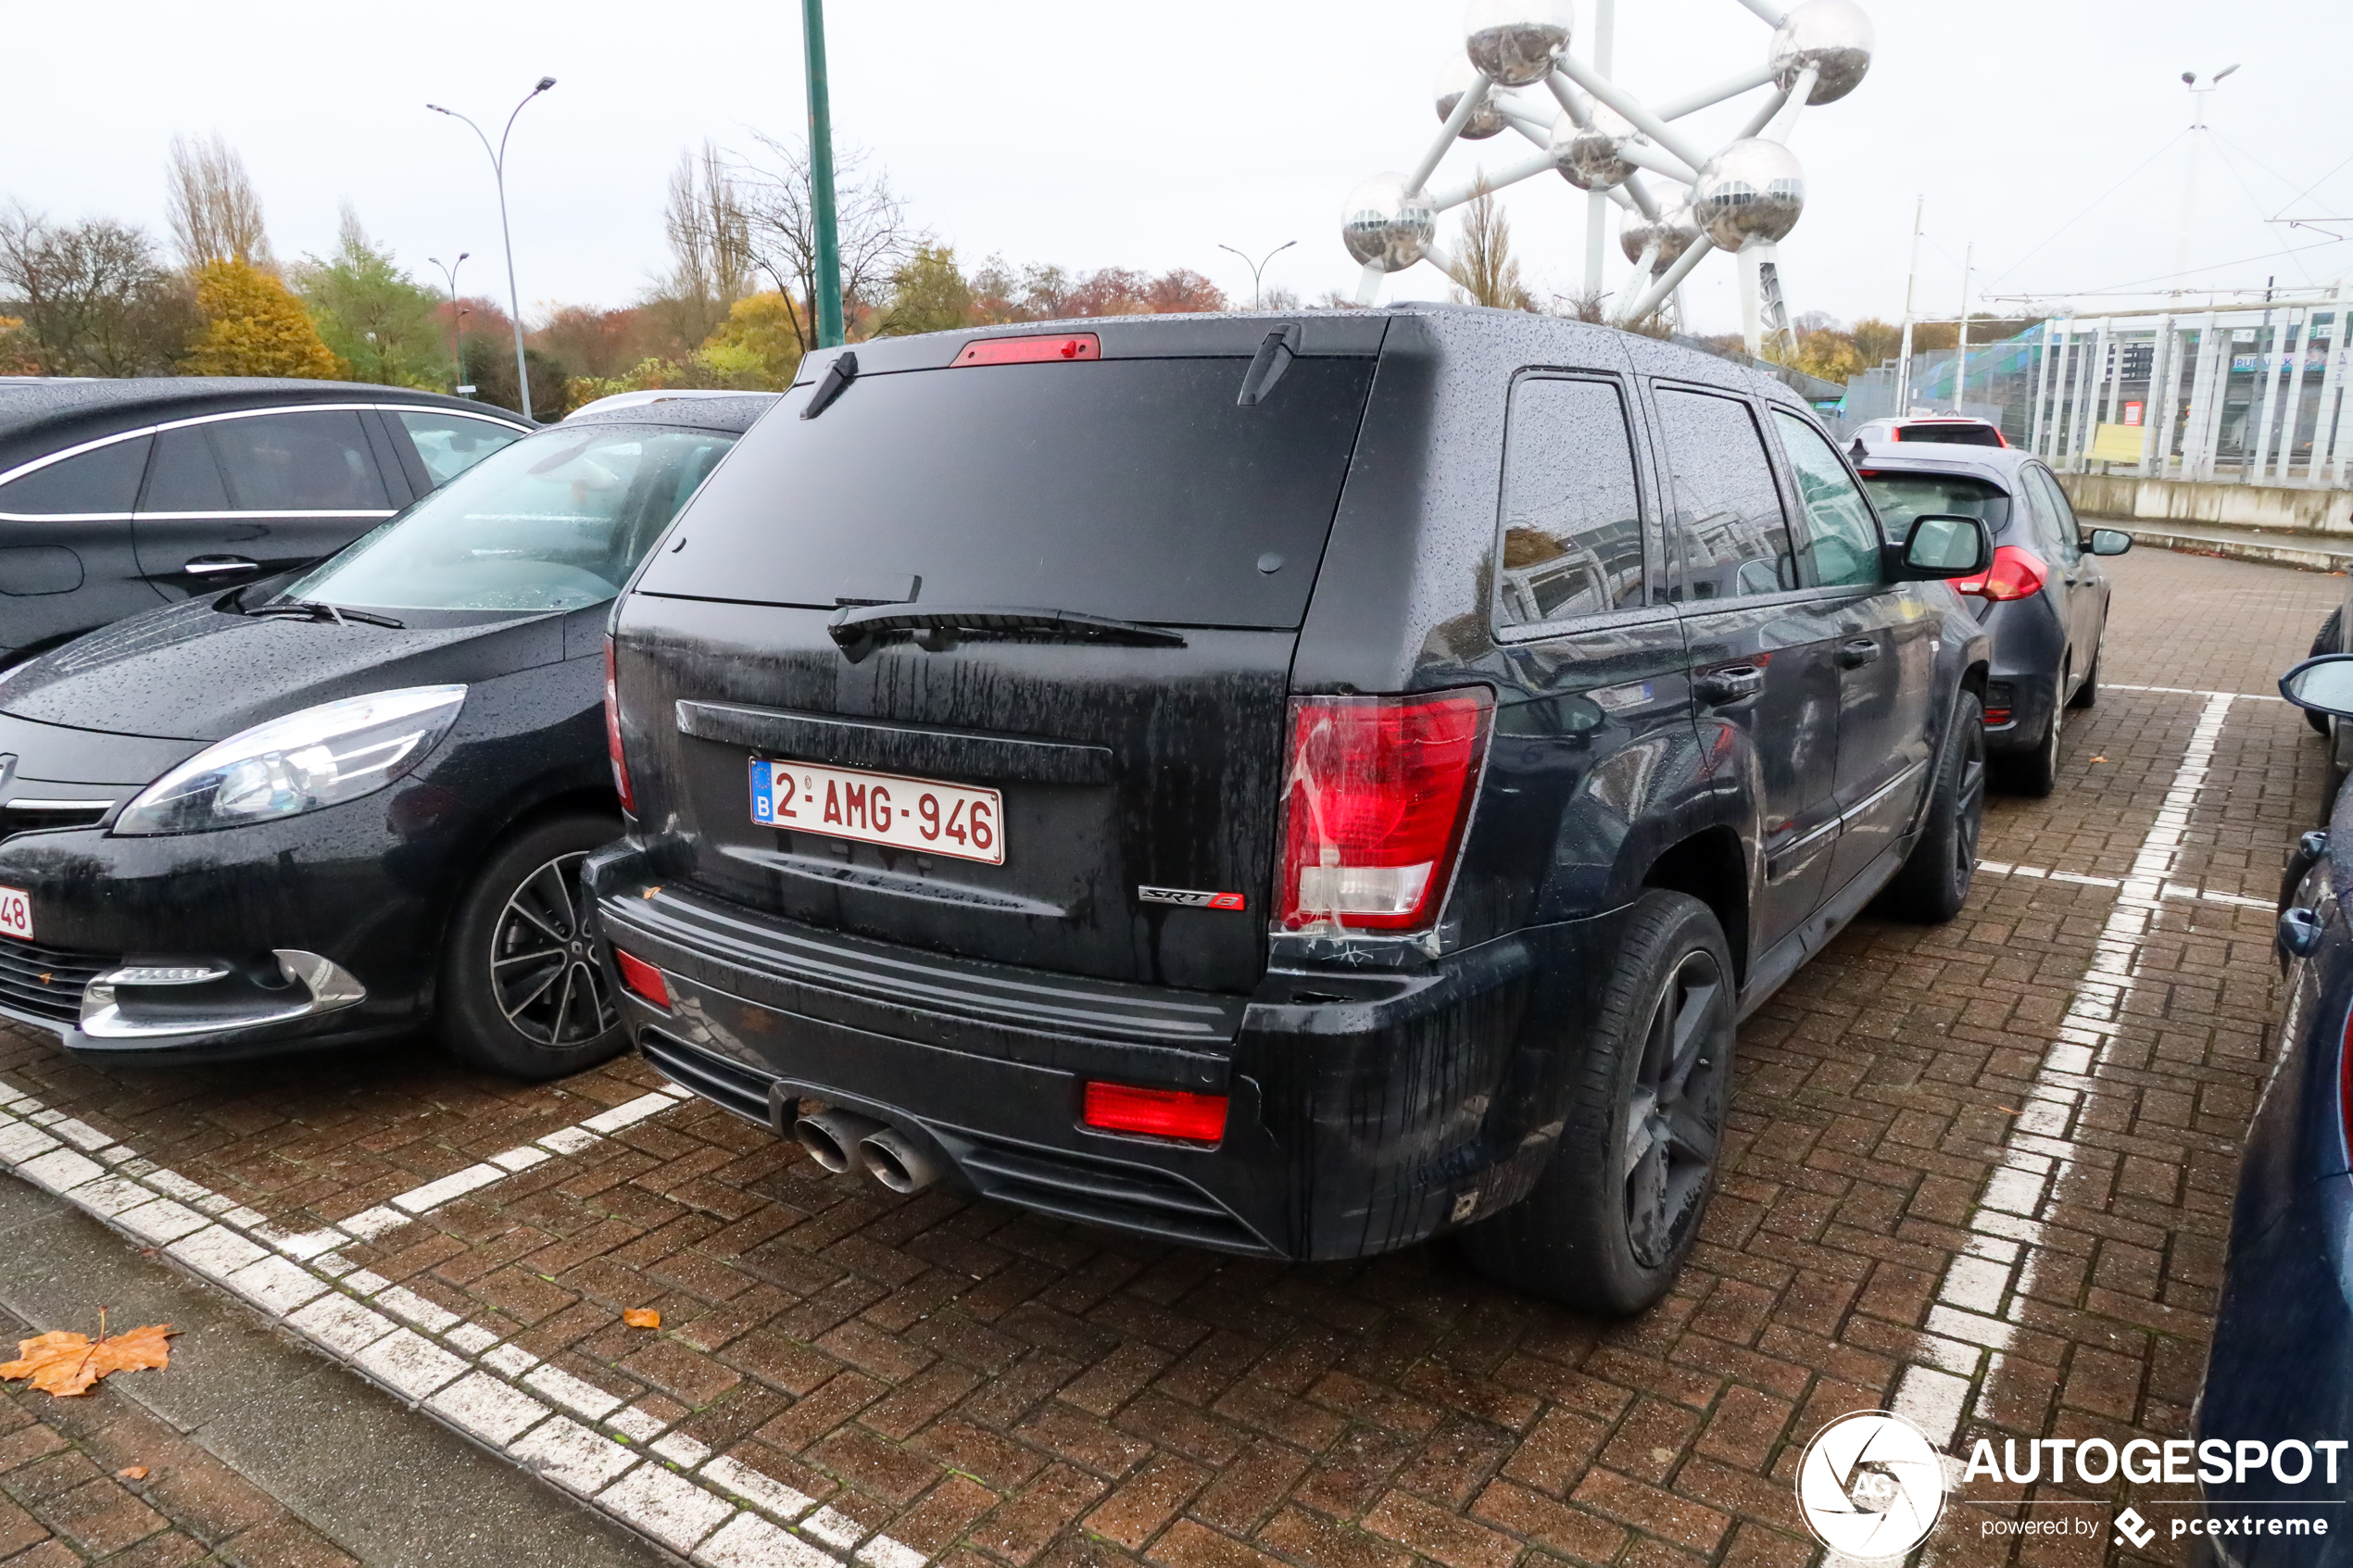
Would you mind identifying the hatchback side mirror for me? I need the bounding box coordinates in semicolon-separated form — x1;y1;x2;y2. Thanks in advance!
1896;513;1992;579
2283;653;2353;718
2087;529;2133;557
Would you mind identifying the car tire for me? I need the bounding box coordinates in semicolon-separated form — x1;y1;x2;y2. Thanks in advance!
2068;648;2098;709
2309;608;2343;735
438;811;629;1081
1881;690;1986;923
1995;680;2061;797
1458;890;1733;1317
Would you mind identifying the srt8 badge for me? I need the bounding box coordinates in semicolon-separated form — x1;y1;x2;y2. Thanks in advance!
1138;885;1246;911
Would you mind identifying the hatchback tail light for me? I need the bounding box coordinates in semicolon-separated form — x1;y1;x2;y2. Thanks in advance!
1277;689;1493;933
1948;545;2048;602
604;637;634;812
1083;1082;1227;1143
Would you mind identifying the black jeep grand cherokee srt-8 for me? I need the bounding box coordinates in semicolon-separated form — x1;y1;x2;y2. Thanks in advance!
587;307;1993;1314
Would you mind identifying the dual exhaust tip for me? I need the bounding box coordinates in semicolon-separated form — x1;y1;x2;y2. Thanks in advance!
793;1107;942;1194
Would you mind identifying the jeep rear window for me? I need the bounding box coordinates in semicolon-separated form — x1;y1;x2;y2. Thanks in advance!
1857;471;2013;539
632;357;1376;628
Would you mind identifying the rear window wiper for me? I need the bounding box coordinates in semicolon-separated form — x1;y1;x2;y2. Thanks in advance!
827;604;1187;662
245;598;407;630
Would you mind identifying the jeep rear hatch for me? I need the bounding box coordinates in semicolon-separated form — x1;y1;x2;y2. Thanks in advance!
617;345;1379;996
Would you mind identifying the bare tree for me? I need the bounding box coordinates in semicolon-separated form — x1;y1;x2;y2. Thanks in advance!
0;206;195;375
166;132;272;270
736;135;921;358
1451;184;1532;312
644;141;755;350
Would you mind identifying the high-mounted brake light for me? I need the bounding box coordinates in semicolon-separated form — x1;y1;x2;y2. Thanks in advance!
1948;545;2048;603
1277;689;1494;934
1083;1082;1227;1143
612;947;670;1009
953;332;1101;368
604;637;634;812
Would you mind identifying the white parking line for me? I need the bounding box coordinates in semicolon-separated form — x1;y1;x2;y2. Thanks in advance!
0;1075;926;1568
2111;682;2286;703
1976;859;2274;910
1894;692;2241;1449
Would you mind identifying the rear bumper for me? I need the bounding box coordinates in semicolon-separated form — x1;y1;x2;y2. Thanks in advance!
1977;596;2067;754
586;843;1620;1261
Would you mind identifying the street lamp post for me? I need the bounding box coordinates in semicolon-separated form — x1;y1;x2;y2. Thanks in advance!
427;253;471;395
802;0;844;349
428;78;556;418
1216;241;1297;310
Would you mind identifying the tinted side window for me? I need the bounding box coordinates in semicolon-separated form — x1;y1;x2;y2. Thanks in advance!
2030;469;2082;565
208;411;392;511
1654;388;1794;602
396;411;524;487
1495;377;1645;627
141;427;230;512
1771;410;1882;589
0;435;153;516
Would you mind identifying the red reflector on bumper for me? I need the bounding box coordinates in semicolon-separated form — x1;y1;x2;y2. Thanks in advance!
613;948;670;1009
1983;709;2012;726
953;332;1101;367
1082;1082;1227;1143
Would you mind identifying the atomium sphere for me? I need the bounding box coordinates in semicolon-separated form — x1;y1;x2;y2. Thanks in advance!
1768;0;1874;105
1435;55;1506;140
1619;200;1704;272
1692;140;1806;250
1340;173;1440;273
1553;103;1638;191
1463;0;1573;89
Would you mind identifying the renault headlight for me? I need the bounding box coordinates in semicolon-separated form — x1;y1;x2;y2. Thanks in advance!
116;685;467;836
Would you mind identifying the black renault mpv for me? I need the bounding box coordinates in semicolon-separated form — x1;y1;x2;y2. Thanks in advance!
589;308;1994;1313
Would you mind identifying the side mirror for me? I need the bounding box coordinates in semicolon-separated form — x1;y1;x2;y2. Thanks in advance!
1897;513;1992;579
2088;528;2133;557
2282;654;2353;719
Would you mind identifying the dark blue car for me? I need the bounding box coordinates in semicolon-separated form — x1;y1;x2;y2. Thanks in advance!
2197;653;2353;1562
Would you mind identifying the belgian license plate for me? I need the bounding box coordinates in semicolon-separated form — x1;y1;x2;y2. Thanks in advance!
750;759;1004;866
0;886;31;941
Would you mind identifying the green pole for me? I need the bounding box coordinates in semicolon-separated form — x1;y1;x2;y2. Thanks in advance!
802;0;845;349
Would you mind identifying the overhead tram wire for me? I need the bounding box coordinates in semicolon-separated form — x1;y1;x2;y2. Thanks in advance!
1983;129;2192;289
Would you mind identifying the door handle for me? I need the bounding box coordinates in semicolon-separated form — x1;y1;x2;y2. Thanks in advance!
1835;638;1882;669
182;557;258;577
1693;665;1765;704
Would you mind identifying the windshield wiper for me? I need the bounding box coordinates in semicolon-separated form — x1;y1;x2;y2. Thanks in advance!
827;604;1187;663
246;598;407;630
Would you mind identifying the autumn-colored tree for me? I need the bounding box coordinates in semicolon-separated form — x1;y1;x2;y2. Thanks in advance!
0;207;196;375
693;292;804;386
1451;185;1532;312
0;316;31;374
877;245;974;336
536;304;649;380
1850;317;1903;367
182;259;340;379
1775;327;1862;384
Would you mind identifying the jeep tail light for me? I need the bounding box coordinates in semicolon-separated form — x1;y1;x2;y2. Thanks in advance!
604;637;634;812
1948;545;2048;603
1084;1082;1227;1143
613;948;669;1009
1278;689;1494;933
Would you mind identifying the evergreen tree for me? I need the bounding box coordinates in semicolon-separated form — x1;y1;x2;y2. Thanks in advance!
291;210;447;389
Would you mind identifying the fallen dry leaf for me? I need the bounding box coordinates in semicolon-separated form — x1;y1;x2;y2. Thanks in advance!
116;1466;147;1481
0;1323;176;1398
623;1309;661;1329
2090;756;2108;763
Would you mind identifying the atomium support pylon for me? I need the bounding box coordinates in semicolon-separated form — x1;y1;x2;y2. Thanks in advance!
1342;0;1873;356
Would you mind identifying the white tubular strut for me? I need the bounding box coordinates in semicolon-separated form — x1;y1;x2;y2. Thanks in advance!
1405;73;1491;196
1762;68;1816;141
1621;171;1661;221
1429;150;1562;211
1730;0;1789;23
1353;262;1387;307
1655;62;1780;120
1550;58;1707;177
1618;236;1716;325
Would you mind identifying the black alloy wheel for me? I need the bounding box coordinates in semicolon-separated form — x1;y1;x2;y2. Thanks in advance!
1458;889;1736;1316
1998;677;2062;797
1622;948;1730;1270
440;812;632;1079
491;851;614;1048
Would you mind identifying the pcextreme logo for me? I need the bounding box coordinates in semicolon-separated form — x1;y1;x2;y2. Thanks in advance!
1794;1411;1947;1560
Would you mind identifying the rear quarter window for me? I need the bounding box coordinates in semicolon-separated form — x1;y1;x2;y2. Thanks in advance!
632;357;1376;629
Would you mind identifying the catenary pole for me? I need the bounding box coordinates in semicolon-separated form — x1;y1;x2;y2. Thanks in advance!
1953;241;1972;410
803;0;845;349
1893;195;1923;418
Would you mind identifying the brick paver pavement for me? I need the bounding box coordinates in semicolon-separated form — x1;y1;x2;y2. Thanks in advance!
0;547;2339;1567
0;1301;359;1568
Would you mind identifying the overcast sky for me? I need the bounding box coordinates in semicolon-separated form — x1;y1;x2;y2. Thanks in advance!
7;0;2349;336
